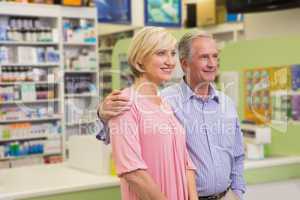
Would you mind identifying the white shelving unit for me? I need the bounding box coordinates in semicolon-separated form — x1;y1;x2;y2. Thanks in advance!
61;6;99;145
63;42;96;46
64;93;97;98
0;63;60;67
0;81;59;86
99;47;114;52
0;41;59;46
64;70;97;73
0;2;63;169
98;31;134;97
0;98;59;105
65;121;95;127
0;133;60;143
0;116;62;123
0;2;99;169
271;90;300;96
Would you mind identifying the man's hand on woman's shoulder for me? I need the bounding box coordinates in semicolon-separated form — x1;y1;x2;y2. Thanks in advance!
97;90;132;122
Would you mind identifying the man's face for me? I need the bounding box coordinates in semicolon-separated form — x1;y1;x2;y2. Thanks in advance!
182;37;219;86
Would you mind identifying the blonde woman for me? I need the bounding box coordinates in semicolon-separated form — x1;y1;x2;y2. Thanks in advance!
109;27;198;200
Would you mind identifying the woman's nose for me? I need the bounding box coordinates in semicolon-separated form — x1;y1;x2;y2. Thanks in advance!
166;54;176;66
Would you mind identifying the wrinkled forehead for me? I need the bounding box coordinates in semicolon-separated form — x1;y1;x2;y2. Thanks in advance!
192;37;217;48
190;38;218;55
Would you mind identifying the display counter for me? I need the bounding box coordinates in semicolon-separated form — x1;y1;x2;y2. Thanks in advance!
1;156;300;200
0;164;119;200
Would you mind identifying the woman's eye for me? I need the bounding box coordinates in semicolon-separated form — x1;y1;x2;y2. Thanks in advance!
156;51;165;56
171;51;176;56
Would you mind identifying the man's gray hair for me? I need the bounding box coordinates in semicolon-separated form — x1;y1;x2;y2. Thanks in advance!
178;30;213;60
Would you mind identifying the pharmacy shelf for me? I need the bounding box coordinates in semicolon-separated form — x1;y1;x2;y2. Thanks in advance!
0;116;61;124
270;90;300;96
64;93;97;98
0;3;64;169
0;81;59;86
0;41;58;46
101;84;112;90
99;47;113;52
0;63;60;67
61;6;99;147
0;99;59;105
64;70;97;73
99;62;111;65
65;121;96;126
288;91;300;95
0;3;99;169
0;153;61;161
63;42;96;46
99;65;111;70
270;120;300;125
0;134;59;143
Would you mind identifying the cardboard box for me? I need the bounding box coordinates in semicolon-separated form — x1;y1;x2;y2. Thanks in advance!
197;0;216;26
291;65;300;90
216;0;227;24
63;0;81;6
270;66;291;90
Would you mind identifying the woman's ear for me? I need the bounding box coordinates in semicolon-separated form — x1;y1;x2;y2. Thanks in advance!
137;62;143;68
135;62;145;73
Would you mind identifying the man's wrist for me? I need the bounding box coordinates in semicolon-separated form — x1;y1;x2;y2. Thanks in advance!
97;105;108;124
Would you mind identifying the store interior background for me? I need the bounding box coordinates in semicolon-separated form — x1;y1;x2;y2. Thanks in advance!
1;0;300;199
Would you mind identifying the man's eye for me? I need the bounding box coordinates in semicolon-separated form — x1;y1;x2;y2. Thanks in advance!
200;55;209;59
171;51;176;56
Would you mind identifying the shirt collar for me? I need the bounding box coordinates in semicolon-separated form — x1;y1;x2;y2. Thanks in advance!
179;78;219;104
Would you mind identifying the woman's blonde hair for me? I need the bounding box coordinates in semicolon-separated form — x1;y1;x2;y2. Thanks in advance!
127;27;177;77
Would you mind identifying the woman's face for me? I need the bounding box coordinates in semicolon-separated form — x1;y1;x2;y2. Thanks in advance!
140;47;177;85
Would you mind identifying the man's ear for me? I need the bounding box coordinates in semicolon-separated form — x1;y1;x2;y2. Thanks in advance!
180;58;188;73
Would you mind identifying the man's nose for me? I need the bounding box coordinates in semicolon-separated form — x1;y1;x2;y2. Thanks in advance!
208;56;218;66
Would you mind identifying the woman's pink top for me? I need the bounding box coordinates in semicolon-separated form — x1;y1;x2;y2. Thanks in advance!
109;87;195;200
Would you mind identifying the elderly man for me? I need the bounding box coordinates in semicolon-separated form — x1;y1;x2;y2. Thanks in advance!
96;30;246;200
